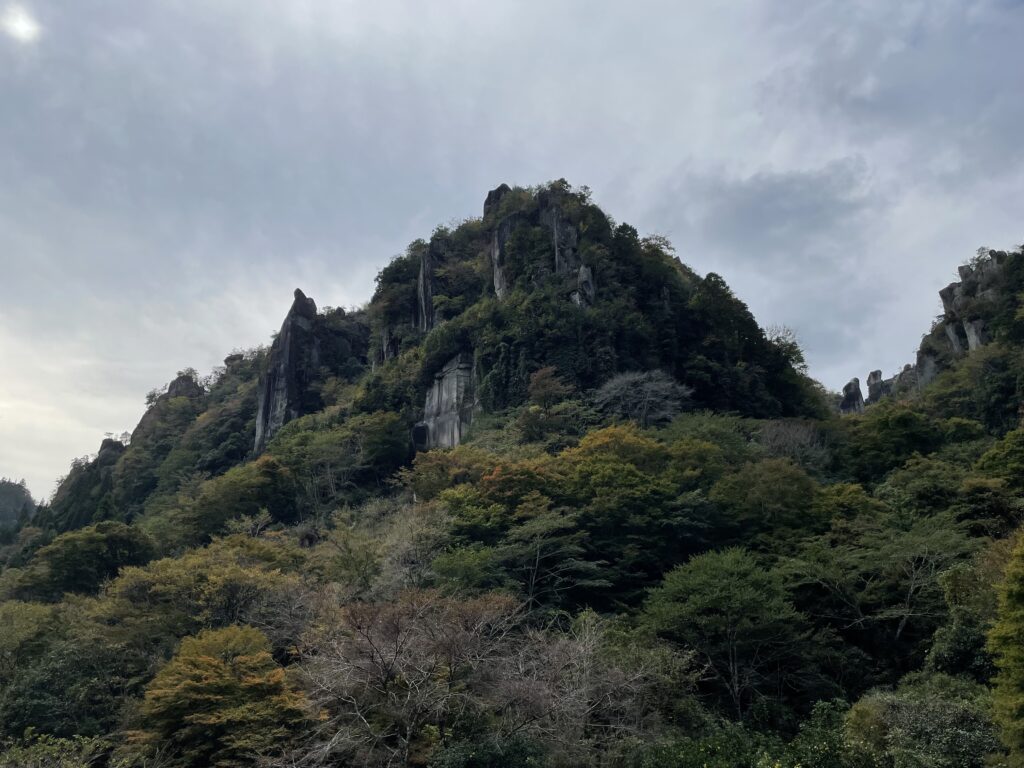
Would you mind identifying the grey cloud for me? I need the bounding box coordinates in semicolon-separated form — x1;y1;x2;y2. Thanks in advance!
640;159;890;387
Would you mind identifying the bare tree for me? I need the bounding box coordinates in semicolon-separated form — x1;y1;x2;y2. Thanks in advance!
271;592;697;768
593;371;693;428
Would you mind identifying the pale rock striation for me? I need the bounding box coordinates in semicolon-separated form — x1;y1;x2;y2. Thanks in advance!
412;352;479;451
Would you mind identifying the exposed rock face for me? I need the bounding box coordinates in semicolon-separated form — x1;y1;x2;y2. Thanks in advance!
483;183;512;218
166;373;205;399
490;212;522;300
965;318;988;351
850;252;1009;406
254;289;320;454
538;191;581;276
866;370;891;404
379;326;398;364
487;185;594;306
572;264;596;307
937;252;1007;358
412;352;478;451
840;378;865;415
417;241;437;333
944;324;965;356
917;352;939;389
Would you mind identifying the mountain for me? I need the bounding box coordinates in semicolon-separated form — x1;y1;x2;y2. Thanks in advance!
34;180;824;540
3;182;1024;768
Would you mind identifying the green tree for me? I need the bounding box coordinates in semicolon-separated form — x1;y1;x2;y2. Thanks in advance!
643;548;816;720
845;672;1002;768
0;601;54;685
709;458;821;548
989;535;1024;764
134;625;307;767
15;522;154;600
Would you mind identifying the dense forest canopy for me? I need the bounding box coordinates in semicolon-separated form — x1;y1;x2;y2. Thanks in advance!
3;181;1024;768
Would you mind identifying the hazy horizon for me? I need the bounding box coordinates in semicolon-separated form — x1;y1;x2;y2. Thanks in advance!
2;0;1022;500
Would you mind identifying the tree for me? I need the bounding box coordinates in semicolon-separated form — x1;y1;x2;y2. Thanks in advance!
0;601;54;684
643;548;816;720
593;371;693;428
786;511;976;679
282;593;692;768
15;522;155;600
709;458;821;548
134;625;307;767
527;366;573;409
495;491;608;609
289;590;521;767
990;535;1024;764
845;672;1003;767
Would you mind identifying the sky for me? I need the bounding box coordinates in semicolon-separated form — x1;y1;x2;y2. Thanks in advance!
1;0;1022;501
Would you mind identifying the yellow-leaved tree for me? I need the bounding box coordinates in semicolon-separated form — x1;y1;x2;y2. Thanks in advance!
134;625;307;767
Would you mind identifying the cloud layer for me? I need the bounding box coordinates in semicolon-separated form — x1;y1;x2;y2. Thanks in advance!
1;0;1022;499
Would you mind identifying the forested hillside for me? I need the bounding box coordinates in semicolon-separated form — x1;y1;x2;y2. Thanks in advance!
3;181;1024;768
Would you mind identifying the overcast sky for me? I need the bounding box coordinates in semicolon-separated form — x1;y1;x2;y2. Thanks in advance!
1;0;1022;500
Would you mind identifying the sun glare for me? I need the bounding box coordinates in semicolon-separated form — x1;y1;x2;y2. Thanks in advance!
1;4;41;44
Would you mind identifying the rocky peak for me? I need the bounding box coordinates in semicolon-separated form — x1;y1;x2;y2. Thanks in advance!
483;183;512;218
166;372;204;399
866;370;890;404
839;378;865;415
851;251;1009;407
253;288;321;454
938;251;1006;354
97;438;126;459
486;184;594;306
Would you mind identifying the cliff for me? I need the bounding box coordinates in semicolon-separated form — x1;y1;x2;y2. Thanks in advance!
855;249;1019;407
253;289;321;454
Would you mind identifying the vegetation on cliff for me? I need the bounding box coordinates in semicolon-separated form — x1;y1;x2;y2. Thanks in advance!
2;182;1024;767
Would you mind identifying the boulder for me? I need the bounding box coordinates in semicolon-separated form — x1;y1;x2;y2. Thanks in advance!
254;289;320;454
